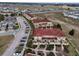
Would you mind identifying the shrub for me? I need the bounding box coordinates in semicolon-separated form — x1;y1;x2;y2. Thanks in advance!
46;44;54;50
69;29;75;36
32;45;37;49
26;40;33;48
0;14;4;22
39;45;45;49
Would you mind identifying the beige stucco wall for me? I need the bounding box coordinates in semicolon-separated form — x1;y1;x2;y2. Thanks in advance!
33;22;53;28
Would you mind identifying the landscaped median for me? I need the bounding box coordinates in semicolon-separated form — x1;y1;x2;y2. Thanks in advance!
15;23;20;29
13;22;20;30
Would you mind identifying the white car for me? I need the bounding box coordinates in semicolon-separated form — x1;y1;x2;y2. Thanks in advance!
13;53;21;56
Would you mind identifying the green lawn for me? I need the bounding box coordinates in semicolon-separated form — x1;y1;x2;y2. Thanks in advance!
39;45;45;49
32;45;37;49
26;39;33;48
46;44;54;50
25;48;32;53
66;38;79;56
14;23;20;29
68;44;78;56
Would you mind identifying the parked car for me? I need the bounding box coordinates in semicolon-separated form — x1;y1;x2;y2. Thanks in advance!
24;21;28;26
25;31;28;33
22;36;27;39
13;52;21;56
20;40;26;42
19;43;24;46
26;26;29;28
13;49;22;56
25;29;29;33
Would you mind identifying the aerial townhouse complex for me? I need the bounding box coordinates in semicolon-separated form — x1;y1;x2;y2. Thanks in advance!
23;13;70;56
0;3;79;56
32;28;68;55
32;17;53;28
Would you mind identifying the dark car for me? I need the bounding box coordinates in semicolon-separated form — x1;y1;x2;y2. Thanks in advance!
24;21;28;26
22;36;27;39
26;26;29;28
20;40;26;42
25;30;29;33
15;50;21;53
19;44;24;46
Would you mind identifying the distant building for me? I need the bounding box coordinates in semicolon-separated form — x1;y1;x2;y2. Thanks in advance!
63;10;79;19
24;13;53;28
62;5;79;10
0;12;15;15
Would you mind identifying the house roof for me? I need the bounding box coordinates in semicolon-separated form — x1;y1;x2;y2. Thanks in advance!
0;12;15;13
26;53;33;56
27;14;34;18
32;18;50;23
33;28;65;37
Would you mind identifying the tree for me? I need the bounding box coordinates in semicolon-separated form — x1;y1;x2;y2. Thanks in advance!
67;8;70;10
10;13;16;16
0;14;4;22
53;24;62;30
57;24;62;30
64;45;69;53
69;29;75;36
5;14;8;17
25;49;32;53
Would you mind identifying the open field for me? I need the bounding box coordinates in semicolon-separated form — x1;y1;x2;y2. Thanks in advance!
16;5;62;10
0;35;14;55
32;12;79;27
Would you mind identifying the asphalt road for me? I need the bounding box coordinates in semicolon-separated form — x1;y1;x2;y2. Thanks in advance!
2;16;31;56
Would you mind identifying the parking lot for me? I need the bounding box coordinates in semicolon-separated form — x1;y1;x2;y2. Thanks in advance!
3;16;31;56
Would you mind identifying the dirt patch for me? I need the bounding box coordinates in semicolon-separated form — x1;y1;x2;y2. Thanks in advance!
0;35;14;55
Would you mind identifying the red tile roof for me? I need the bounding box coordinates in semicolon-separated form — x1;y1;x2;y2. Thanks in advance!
33;28;65;37
27;14;34;18
26;53;33;56
0;12;15;13
32;18;50;23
